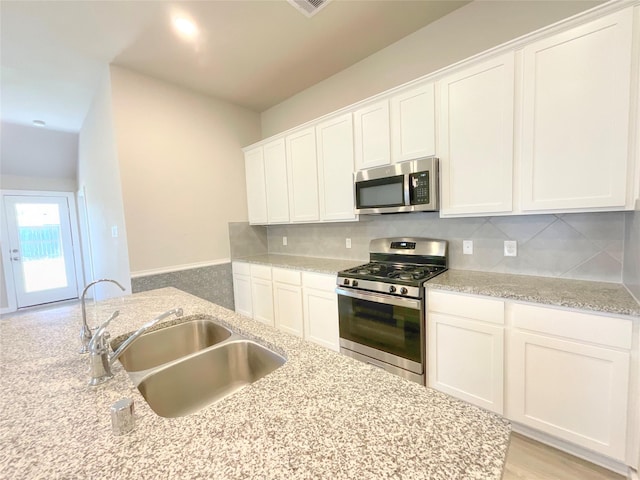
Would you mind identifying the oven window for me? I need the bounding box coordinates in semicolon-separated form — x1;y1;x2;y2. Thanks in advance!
356;175;404;208
338;295;422;363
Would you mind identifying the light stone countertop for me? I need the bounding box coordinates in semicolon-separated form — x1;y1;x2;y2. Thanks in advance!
0;287;510;480
233;253;363;275
234;254;640;317
427;269;640;317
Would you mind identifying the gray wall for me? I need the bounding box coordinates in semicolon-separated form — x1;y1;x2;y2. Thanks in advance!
623;210;640;302
267;212;625;283
131;263;235;311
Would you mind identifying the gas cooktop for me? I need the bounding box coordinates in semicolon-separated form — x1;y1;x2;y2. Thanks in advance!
339;262;446;286
337;237;449;298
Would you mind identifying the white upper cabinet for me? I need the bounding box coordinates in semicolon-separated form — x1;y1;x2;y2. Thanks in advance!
263;138;290;224
438;52;515;216
316;113;357;221
390;82;436;163
286;127;320;222
520;10;634;212
244;147;268;225
354;100;391;170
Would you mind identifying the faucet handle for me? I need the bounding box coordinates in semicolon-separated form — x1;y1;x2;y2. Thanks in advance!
89;310;119;353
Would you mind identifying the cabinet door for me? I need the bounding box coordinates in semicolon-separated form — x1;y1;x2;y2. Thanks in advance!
507;330;629;460
391;82;435;163
244;148;268;224
438;52;515;216
251;278;274;326
354;100;391;170
520;10;633;211
303;286;339;352
264;138;290;223
316;113;357;221
429;313;504;414
286;127;320;222
232;274;253;318
274;282;304;337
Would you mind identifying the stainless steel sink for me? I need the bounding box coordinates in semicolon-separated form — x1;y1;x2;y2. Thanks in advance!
136;340;285;418
114;317;232;372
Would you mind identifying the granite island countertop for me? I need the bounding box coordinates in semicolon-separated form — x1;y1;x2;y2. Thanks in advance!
0;287;510;480
426;269;640;317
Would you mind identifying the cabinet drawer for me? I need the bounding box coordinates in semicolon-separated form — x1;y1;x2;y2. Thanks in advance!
232;262;251;276
302;272;336;291
428;290;504;325
509;303;632;349
273;267;301;286
250;264;272;280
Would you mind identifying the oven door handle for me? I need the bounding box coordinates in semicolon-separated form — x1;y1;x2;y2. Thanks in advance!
335;287;421;310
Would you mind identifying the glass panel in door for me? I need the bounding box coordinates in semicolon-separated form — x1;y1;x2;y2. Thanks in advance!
4;195;79;308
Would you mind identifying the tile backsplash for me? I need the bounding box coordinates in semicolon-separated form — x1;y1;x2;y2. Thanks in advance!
264;211;626;283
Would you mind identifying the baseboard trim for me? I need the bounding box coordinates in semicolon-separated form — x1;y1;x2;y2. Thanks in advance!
131;259;231;278
511;422;629;476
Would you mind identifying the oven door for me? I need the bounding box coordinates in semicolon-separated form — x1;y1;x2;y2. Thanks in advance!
336;287;424;375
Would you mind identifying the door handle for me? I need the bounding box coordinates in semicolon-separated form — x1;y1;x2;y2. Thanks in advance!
11;256;20;261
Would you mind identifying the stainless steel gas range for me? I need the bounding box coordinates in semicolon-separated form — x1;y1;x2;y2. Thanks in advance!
336;237;448;385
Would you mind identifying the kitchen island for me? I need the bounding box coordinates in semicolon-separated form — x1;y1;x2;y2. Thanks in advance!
0;287;510;479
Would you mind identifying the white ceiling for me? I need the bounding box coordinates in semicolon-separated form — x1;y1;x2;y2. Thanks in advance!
0;0;470;133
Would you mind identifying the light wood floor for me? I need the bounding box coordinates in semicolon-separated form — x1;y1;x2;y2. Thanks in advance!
503;433;625;480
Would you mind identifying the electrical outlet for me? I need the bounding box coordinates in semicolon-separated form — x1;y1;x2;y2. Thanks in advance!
111;225;118;238
463;240;473;255
504;240;517;257
282;236;287;246
346;238;352;249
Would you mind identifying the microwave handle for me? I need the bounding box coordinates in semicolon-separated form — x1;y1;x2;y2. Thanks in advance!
404;174;411;206
335;287;421;310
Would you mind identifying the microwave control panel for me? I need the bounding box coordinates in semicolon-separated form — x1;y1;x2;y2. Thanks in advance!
409;171;430;205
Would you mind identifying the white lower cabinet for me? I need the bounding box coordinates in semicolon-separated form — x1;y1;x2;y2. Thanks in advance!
302;272;340;352
232;262;253;318
427;288;636;466
249;265;274;327
232;263;339;351
428;290;505;414
506;303;632;461
273;268;303;337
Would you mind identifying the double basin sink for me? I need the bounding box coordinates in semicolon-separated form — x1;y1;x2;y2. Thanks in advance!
111;315;286;418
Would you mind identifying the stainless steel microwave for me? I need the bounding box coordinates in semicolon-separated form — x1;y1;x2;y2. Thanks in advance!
355;157;439;214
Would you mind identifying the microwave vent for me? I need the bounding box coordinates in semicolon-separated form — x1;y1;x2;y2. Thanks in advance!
287;0;330;17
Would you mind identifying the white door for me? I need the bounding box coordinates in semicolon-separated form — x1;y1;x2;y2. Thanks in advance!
354;100;391;170
316;113;356;222
438;52;515;216
520;10;633;211
3;195;80;307
390;82;436;163
244;147;268;224
273;281;304;337
264;138;290;224
286;127;320;222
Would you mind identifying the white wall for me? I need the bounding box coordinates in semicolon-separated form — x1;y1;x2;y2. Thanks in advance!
109;66;261;274
261;0;602;137
0;121;78;181
0;175;77;191
77;70;132;298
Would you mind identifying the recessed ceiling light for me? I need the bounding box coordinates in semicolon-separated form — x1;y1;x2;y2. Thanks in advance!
32;120;46;127
172;16;198;39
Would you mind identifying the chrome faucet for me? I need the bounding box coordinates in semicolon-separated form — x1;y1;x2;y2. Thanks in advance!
80;279;126;354
88;307;184;386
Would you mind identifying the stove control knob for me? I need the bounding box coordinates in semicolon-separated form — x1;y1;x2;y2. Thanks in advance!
400;287;408;295
343;278;350;286
389;286;396;293
352;280;359;287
